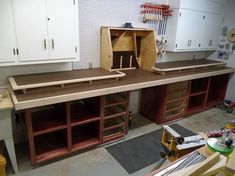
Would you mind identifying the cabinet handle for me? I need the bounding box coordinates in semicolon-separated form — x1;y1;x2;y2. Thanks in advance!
13;48;16;55
187;40;192;46
52;39;55;50
209;40;213;46
16;48;19;55
44;39;47;50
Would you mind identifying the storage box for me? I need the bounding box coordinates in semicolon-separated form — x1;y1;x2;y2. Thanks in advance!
0;155;6;176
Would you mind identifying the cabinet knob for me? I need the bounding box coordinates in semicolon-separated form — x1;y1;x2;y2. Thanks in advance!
13;48;16;55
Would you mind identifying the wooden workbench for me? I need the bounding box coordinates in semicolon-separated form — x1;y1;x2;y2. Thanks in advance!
10;66;234;110
8;66;235;164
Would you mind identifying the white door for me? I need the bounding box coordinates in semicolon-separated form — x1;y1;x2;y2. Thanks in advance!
201;13;223;49
46;0;78;60
176;9;203;50
12;0;49;61
0;0;17;63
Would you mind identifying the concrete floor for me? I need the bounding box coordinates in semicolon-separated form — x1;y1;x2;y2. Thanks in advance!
6;108;235;176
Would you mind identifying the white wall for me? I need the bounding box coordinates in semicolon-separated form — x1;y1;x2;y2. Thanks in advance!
207;0;235;100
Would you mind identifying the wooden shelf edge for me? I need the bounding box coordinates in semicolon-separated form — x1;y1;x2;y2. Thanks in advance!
104;123;125;131
72;138;100;152
71;117;100;127
190;91;207;97
33;125;67;136
167;97;187;103
104;101;128;108
165;105;186;113
35;147;68;164
103;132;125;142
104;112;127;120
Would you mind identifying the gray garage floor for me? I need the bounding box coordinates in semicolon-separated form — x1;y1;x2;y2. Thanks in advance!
6;108;235;176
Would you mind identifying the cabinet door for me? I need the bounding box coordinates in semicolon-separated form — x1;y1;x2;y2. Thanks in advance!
176;9;203;50
0;0;17;63
201;13;223;50
46;0;79;60
12;0;49;61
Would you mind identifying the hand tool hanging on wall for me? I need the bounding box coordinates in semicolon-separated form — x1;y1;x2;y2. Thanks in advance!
141;3;172;36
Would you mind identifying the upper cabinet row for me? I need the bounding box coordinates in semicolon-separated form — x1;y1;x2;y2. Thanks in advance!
0;0;79;66
165;0;225;52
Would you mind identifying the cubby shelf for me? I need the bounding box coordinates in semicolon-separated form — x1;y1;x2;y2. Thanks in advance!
140;74;229;124
24;92;130;164
31;104;67;136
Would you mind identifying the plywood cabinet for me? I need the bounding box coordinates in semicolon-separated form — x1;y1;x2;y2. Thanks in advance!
0;0;18;63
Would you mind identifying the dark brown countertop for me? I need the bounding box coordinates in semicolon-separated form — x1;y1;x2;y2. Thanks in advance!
10;67;235;110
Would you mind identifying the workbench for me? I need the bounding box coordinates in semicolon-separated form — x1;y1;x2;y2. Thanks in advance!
8;65;235;164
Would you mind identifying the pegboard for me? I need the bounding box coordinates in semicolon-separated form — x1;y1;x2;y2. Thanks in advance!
74;0;166;69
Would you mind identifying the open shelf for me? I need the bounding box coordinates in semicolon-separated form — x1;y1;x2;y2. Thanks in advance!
104;92;129;107
166;98;187;112
104;115;126;131
103;125;125;142
31;103;67;136
34;129;68;162
71;97;100;126
188;93;206;112
104;104;127;119
206;74;229;107
71;122;100;150
167;81;189;101
140;85;167;124
164;107;186;120
190;77;209;95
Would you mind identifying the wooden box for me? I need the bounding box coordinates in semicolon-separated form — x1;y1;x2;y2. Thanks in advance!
100;27;157;72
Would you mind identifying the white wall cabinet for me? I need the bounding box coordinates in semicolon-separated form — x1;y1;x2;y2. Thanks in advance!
46;0;79;60
0;0;18;63
176;9;204;50
0;0;79;66
13;0;49;61
201;13;223;50
165;0;224;52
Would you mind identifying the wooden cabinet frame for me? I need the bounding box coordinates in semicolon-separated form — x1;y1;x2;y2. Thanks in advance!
24;92;130;164
140;74;230;124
